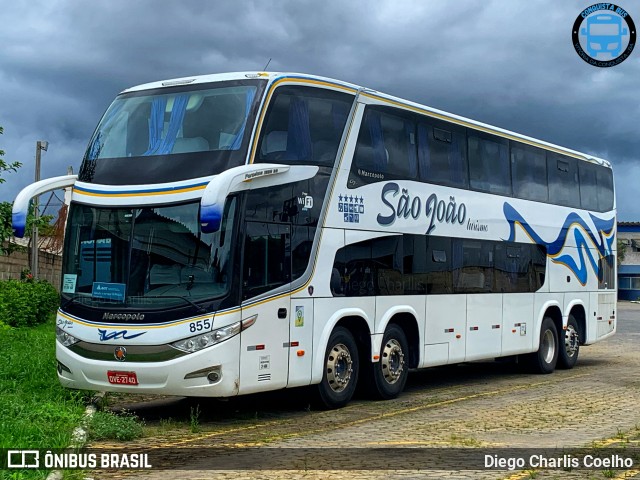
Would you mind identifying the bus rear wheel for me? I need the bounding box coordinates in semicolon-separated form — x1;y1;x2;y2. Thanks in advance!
369;324;409;400
557;315;580;369
525;317;558;374
315;327;359;409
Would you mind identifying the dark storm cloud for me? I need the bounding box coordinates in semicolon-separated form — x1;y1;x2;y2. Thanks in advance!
1;0;638;218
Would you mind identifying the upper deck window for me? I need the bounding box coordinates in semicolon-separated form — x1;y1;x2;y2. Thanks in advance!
79;80;266;184
354;108;417;180
548;153;581;208
468;134;510;196
255;85;354;166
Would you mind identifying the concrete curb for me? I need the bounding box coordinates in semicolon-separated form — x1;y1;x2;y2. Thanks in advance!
46;392;106;480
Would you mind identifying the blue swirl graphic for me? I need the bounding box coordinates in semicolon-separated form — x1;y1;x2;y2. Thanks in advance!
503;203;615;285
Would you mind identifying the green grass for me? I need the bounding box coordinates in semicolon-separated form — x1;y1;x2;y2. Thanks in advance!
0;318;88;479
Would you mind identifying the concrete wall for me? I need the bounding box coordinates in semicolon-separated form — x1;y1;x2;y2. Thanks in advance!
0;247;62;290
622;250;640;266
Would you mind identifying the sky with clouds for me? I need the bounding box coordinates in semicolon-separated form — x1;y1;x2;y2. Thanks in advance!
0;0;638;219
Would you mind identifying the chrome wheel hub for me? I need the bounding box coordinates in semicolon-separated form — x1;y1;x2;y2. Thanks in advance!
326;343;353;393
564;325;579;357
381;339;405;385
542;328;556;364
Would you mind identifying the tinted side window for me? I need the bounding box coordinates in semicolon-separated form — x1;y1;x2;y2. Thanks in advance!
243;222;290;299
598;254;615;289
332;236;546;296
417;121;468;188
340;240;374;297
256;86;353;166
454;239;494;293
468;134;511;195
403;235;427;294
511;143;548;202
597;166;614;211
578;161;599;211
426;236;453;294
548;154;580;208
372;236;403;295
352;107;417;183
493;243;546;293
291;226;315;281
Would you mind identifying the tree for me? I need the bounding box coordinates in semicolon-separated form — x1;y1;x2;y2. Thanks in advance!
0;202;54;256
0;126;53;255
0;126;21;183
617;238;626;269
0;202;14;255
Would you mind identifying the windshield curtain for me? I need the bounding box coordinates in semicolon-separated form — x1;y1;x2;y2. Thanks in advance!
61;200;237;309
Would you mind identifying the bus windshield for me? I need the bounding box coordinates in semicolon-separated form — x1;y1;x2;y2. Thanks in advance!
79;80;266;184
88;84;258;159
61;199;237;309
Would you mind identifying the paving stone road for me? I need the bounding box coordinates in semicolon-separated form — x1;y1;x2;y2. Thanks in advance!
90;302;640;480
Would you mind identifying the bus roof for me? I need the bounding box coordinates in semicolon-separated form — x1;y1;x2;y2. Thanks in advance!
121;71;611;168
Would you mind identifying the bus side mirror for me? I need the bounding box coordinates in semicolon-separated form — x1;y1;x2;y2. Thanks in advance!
622;27;628;35
581;27;586;35
199;164;318;233
12;174;77;237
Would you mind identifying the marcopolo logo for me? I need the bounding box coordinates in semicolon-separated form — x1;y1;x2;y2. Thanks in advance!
572;3;636;67
102;312;145;321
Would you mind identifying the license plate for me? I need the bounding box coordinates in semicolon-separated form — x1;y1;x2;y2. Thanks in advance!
107;370;138;385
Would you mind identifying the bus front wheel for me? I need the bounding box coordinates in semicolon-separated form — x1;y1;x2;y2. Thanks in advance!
315;326;359;409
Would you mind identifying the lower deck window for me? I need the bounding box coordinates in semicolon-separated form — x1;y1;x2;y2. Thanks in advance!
332;235;546;296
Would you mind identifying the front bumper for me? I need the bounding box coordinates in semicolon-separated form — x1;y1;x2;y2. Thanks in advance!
56;335;241;397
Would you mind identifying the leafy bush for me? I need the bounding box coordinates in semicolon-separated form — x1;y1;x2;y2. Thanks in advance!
88;410;144;441
0;279;59;327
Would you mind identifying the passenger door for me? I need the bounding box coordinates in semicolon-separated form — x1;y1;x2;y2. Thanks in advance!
239;222;291;394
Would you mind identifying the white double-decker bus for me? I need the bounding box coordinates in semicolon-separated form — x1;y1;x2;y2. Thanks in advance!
13;72;616;408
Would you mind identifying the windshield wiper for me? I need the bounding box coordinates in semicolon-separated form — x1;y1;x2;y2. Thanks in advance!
139;295;208;314
61;294;87;310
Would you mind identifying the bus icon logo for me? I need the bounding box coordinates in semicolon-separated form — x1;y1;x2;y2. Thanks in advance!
7;450;40;468
582;15;627;57
573;4;636;67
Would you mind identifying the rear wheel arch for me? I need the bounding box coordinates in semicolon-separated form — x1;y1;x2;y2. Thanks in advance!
544;305;563;344
557;306;584;370
386;312;420;369
335;315;373;366
569;304;587;345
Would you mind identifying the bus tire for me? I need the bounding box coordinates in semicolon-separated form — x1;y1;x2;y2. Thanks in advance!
369;324;409;400
557;314;580;369
315;327;359;409
525;317;558;374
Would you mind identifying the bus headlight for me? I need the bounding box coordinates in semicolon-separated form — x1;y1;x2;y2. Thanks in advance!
56;326;80;347
171;322;241;353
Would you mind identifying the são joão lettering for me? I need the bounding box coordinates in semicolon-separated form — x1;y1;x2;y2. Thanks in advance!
376;182;466;234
